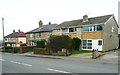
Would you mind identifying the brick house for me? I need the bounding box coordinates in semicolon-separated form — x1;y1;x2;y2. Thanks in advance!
5;30;26;47
52;14;119;52
25;21;58;46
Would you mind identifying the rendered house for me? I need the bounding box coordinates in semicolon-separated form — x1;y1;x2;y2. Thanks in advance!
26;20;57;46
5;30;26;47
52;14;119;52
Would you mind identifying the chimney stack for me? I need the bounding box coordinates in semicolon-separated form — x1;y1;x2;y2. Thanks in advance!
83;15;88;22
13;30;15;33
39;20;43;28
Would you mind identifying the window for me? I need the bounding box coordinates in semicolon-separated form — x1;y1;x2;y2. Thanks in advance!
82;26;89;32
62;28;68;33
94;25;103;31
82;40;92;49
112;27;114;32
69;28;74;32
98;40;102;45
38;33;41;38
57;29;61;33
83;25;103;32
30;34;33;38
48;32;51;36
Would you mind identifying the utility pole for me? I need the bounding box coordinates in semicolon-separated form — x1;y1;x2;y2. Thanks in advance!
2;18;5;52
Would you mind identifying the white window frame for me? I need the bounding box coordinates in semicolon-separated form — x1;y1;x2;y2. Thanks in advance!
68;28;77;33
82;39;92;50
82;25;103;32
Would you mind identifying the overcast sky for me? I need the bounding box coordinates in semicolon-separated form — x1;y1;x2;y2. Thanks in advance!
0;0;119;39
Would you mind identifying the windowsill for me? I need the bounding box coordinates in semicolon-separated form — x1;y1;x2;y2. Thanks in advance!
58;32;77;34
82;31;103;32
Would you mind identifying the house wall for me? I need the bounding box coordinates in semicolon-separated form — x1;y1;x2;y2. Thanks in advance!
62;33;77;38
102;16;119;52
41;32;50;40
81;31;103;39
18;37;26;43
52;30;77;38
77;28;82;39
52;30;61;35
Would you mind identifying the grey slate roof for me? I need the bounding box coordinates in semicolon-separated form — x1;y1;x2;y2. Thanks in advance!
26;24;58;34
55;14;113;29
5;32;26;38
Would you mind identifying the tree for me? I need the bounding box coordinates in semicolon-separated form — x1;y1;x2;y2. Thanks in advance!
47;35;72;52
37;40;46;48
72;37;81;50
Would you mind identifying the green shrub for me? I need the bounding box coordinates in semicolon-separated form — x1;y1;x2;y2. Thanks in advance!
72;37;81;50
47;35;72;53
5;46;13;49
37;40;46;48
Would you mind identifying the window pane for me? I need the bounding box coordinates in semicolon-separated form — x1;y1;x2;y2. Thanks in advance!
88;40;92;42
98;40;102;45
83;47;86;49
82;26;89;31
62;28;68;33
75;28;77;32
89;26;92;31
57;29;61;33
97;25;102;31
69;28;74;32
88;47;92;49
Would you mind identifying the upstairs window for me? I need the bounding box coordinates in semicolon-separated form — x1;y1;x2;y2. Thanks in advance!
69;28;74;32
48;32;51;36
57;29;61;33
38;33;41;38
30;34;33;38
94;25;103;31
82;26;89;32
69;28;77;32
62;28;68;33
83;25;103;32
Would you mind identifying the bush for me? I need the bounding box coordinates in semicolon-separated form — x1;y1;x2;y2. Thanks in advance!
5;46;13;49
72;37;81;50
37;40;46;48
47;35;72;53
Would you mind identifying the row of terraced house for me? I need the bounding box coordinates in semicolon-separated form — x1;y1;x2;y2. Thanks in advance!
5;14;120;52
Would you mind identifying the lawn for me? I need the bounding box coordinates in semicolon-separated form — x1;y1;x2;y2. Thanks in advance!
71;50;92;55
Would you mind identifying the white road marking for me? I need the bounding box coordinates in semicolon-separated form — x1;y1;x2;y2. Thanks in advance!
48;68;71;73
10;61;32;67
0;59;5;61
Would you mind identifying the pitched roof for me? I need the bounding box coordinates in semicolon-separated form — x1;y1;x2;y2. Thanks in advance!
26;24;58;34
55;14;113;29
5;31;26;38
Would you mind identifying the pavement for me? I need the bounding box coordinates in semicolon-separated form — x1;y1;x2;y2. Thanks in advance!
13;49;119;65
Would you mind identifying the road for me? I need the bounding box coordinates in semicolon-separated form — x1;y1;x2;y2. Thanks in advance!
1;53;118;74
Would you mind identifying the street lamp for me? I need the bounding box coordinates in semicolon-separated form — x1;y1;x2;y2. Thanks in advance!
2;18;5;52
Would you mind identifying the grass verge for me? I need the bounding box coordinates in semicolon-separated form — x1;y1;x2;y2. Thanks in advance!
72;50;91;55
